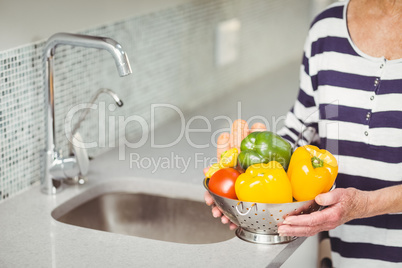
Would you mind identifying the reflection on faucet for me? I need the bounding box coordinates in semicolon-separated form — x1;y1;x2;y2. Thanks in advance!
68;88;124;157
42;33;132;195
62;88;124;186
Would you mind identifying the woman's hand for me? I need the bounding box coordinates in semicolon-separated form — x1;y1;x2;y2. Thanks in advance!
277;188;369;237
204;191;238;230
203;166;238;230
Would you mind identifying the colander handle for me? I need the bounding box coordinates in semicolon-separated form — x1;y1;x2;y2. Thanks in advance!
235;202;257;216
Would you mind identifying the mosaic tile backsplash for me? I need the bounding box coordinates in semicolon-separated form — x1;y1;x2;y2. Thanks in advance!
0;0;313;202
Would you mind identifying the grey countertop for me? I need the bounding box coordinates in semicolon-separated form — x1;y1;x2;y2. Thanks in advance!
0;60;315;268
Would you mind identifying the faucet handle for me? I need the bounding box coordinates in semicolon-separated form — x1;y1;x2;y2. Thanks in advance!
72;132;89;176
61;132;89;185
49;132;89;182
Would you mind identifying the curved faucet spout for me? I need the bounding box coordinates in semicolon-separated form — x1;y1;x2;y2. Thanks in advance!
44;32;132;76
42;32;132;194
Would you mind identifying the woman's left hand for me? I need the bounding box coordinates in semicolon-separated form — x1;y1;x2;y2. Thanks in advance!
277;188;369;237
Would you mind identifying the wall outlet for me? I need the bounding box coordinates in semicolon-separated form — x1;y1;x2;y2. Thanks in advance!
215;18;241;66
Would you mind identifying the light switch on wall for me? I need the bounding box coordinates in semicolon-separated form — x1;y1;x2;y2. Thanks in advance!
215;18;241;66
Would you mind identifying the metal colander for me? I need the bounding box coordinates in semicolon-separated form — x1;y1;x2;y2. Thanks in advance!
204;178;325;244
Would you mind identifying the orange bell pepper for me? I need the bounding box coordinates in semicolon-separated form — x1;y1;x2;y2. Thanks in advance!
287;145;338;201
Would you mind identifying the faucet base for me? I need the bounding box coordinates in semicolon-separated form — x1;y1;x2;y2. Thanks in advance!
41;179;64;195
64;176;88;185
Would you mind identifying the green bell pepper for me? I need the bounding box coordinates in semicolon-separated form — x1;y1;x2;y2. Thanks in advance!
238;131;292;170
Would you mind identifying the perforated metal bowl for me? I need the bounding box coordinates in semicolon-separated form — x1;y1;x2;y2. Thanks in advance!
204;178;326;244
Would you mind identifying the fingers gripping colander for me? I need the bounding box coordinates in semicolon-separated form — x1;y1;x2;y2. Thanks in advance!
204;178;322;244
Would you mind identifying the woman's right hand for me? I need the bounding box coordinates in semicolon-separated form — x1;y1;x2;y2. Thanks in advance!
204;191;238;230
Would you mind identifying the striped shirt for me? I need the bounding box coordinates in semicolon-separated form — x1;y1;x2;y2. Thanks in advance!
279;1;402;267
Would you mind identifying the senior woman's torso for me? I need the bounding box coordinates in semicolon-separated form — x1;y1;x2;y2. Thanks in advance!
298;1;402;266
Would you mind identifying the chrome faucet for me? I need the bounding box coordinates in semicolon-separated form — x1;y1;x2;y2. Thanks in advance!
42;33;132;194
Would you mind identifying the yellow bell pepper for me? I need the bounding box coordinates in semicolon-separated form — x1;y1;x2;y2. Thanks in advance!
205;148;238;178
205;163;220;178
287;145;338;201
219;147;238;168
235;161;293;203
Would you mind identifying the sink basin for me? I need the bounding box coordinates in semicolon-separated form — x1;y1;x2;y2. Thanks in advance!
52;179;235;244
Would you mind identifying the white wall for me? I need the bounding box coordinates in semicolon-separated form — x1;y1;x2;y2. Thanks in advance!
0;0;191;51
1;0;339;51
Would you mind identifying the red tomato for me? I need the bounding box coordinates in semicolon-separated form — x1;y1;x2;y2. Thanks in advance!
209;168;240;199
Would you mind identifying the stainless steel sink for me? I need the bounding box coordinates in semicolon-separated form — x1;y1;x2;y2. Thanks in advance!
52;180;235;244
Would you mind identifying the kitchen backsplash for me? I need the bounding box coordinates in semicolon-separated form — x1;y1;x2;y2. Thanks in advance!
0;0;313;202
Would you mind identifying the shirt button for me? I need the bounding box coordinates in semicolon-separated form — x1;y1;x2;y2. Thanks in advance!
370;95;375;100
364;131;369;136
380;64;384;69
